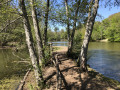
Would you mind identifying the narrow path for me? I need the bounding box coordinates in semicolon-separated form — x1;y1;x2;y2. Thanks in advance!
44;51;83;89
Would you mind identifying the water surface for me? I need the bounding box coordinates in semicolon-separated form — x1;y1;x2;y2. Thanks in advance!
49;41;68;46
0;49;30;80
88;42;120;82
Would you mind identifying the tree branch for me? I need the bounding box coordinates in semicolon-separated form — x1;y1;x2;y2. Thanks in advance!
0;16;22;33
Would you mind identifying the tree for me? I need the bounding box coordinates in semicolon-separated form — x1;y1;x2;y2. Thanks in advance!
19;0;44;87
67;0;81;55
49;0;88;48
77;0;99;72
92;12;120;42
54;27;59;33
102;12;120;42
30;0;45;65
60;29;67;40
65;0;70;50
91;22;102;41
43;0;50;46
63;0;89;55
54;27;60;41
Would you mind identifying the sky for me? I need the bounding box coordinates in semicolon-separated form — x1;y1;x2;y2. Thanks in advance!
96;1;120;21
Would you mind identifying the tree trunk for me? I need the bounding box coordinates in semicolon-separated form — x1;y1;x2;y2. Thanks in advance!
78;0;99;72
30;0;45;65
67;0;81;55
65;0;70;54
43;0;50;46
19;0;44;87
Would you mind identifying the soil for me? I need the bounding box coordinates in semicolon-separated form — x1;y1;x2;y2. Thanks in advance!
22;46;120;90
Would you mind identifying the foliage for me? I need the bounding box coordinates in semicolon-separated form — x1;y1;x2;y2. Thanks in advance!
60;29;67;40
47;29;67;41
68;30;82;58
71;42;81;59
91;22;103;41
0;1;25;46
42;45;51;65
91;12;120;42
0;28;25;46
74;30;82;44
103;12;120;42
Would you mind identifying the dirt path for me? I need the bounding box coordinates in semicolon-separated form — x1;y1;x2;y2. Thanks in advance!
23;46;120;90
43;49;82;89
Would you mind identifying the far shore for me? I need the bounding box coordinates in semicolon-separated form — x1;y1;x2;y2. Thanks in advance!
96;39;108;42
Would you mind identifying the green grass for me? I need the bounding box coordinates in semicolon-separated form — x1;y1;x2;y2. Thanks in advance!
0;75;22;90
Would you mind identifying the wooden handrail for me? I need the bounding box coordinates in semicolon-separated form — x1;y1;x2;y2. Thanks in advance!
52;54;68;90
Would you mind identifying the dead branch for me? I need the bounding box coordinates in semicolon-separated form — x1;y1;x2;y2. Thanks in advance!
17;68;31;90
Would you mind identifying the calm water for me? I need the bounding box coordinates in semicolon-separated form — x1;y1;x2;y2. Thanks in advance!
52;41;120;82
0;49;30;80
49;41;68;46
88;42;120;82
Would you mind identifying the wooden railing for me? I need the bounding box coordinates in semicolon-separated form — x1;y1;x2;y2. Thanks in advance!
52;54;68;90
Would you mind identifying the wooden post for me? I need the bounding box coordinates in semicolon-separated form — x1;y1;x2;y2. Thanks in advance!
55;54;62;90
48;44;51;56
50;42;53;54
52;54;68;90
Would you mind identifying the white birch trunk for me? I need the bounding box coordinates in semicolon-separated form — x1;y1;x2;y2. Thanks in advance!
19;0;44;87
30;0;45;65
78;0;99;72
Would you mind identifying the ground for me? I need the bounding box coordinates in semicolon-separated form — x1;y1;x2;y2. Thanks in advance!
22;46;120;90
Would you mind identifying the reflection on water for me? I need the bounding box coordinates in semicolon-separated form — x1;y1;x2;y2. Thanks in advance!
88;42;120;82
0;49;30;80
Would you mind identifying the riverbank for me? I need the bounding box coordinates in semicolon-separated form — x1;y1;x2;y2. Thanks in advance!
97;39;109;42
21;46;120;90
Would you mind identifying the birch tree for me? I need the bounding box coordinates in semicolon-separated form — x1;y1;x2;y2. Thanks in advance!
30;0;45;65
65;0;70;51
19;0;44;87
67;0;81;55
43;0;50;46
77;0;99;72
